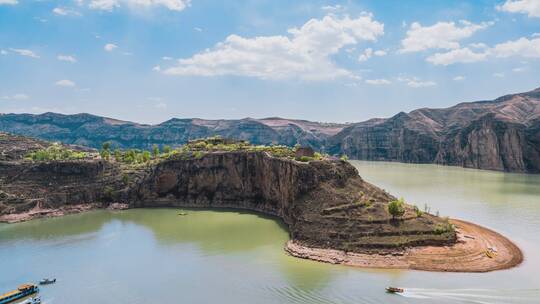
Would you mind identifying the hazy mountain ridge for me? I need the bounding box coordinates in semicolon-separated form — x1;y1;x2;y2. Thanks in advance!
1;87;539;173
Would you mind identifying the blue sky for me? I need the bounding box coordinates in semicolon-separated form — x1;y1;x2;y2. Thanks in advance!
0;0;539;124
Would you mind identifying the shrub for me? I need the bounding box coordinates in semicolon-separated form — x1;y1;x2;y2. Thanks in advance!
388;198;405;220
413;205;423;217
434;222;454;235
163;145;172;154
25;143;88;161
152;144;160;158
340;154;349;161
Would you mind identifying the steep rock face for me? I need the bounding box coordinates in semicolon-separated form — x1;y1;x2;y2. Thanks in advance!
329;87;540;173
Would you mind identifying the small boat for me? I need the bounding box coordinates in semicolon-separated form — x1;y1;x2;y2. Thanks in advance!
20;297;41;304
386;287;404;293
39;278;56;285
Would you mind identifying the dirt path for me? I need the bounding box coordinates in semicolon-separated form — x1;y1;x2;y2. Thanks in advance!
285;219;523;272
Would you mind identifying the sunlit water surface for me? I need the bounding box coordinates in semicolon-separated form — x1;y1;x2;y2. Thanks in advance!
1;160;540;303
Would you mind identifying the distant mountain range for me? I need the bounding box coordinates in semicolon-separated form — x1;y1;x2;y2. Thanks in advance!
1;87;539;173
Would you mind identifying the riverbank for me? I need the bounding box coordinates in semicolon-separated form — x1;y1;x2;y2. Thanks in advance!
0;203;129;223
285;219;523;272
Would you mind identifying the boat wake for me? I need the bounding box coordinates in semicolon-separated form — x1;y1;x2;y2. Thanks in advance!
398;288;540;303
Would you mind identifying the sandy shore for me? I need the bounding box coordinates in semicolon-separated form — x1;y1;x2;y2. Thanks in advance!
285;219;523;272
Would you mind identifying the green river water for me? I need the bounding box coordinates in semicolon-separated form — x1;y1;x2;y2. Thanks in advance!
1;161;540;303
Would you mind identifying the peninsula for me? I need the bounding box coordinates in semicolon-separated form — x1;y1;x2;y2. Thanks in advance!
0;133;522;272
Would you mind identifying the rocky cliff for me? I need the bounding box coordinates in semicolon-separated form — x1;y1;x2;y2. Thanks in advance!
329;87;540;173
2;88;538;172
0;134;455;252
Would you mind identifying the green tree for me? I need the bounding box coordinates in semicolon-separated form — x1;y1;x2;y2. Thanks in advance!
163;145;172;154
102;142;111;151
100;149;110;161
114;149;122;161
152;144;160;158
388;198;405;220
340;154;349;161
142;150;151;162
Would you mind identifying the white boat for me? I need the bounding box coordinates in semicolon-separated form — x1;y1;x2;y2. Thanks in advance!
20;297;41;304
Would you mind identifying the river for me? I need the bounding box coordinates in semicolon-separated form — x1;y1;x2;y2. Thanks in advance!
1;161;539;303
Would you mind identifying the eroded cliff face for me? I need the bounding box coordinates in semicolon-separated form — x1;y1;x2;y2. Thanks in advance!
329;88;540;173
0;135;455;252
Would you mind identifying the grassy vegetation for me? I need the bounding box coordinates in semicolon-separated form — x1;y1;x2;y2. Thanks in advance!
108;136;332;163
25;143;88;161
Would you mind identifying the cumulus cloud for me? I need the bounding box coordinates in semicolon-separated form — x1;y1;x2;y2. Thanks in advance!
400;20;492;53
163;14;384;81
490;37;540;58
358;48;386;62
426;48;487;65
425;36;540;65
57;54;77;63
358;48;373;62
453;76;465;81
493;72;505;78
9;48;39;58
365;78;391;85
104;43;118;51
88;0;191;12
55;79;76;87
398;76;437;88
53;7;81;16
497;0;540;17
0;0;18;5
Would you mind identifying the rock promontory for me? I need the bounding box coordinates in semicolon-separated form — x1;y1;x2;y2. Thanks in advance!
0;134;522;272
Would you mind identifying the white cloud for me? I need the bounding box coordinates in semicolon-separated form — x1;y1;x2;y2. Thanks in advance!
490;37;540;58
321;4;342;12
55;79;76;87
400;20;492;53
89;0;119;11
453;76;466;81
104;43;118;51
358;48;373;62
0;49;7;55
88;0;191;12
497;0;540;17
512;66;528;72
365;78;391;85
162;56;173;60
373;49;387;56
1;93;29;100
57;54;77;63
163;13;384;81
154;102;167;109
53;7;81;16
398;76;437;88
469;42;488;49
0;0;18;5
493;72;505;78
194;27;203;32
152;65;161;71
9;48;39;58
426;48;487;65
